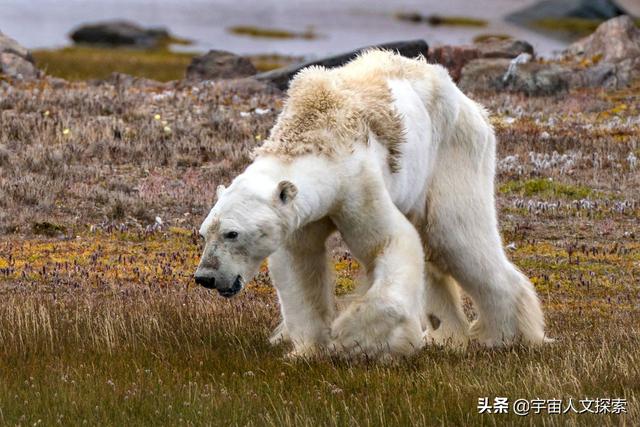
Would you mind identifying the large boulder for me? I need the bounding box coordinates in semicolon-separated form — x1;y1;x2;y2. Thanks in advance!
575;56;640;87
0;31;40;80
459;56;573;95
185;50;257;81
429;39;534;80
70;21;170;48
254;39;429;90
565;15;640;62
565;15;640;87
1;31;33;61
1;53;40;80
508;0;628;26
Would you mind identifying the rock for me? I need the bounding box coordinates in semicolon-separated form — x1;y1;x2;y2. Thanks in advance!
476;39;535;59
0;53;40;80
0;31;33;62
70;21;170;48
508;0;628;26
428;45;479;81
459;57;573;95
254;39;429;90
578;56;640;87
562;16;640;88
459;15;640;94
186;50;257;81
0;31;40;80
565;15;640;62
428;39;534;81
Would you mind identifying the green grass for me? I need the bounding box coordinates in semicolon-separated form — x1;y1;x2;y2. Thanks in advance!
33;46;196;81
228;26;317;39
0;234;638;426
500;178;594;199
32;47;295;81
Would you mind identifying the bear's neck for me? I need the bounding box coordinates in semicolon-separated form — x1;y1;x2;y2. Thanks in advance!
249;155;341;229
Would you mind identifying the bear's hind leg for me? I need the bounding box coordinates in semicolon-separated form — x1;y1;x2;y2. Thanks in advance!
428;208;547;347
425;109;548;346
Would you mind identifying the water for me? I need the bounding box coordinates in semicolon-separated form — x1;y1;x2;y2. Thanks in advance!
0;0;567;58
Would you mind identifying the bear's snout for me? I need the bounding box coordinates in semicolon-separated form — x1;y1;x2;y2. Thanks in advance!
217;276;243;298
194;273;243;298
194;274;216;289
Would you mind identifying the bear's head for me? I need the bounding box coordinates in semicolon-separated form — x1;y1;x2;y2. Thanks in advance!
195;177;298;297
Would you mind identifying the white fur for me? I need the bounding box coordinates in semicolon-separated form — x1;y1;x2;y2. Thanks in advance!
197;52;548;359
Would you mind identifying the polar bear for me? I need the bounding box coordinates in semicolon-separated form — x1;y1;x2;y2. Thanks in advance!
195;50;548;358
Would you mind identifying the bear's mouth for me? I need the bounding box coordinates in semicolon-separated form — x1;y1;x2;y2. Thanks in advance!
217;275;243;298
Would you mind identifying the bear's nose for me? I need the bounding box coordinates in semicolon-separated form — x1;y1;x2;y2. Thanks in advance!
194;275;216;289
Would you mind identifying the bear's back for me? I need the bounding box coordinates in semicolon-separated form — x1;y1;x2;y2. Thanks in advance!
255;50;458;171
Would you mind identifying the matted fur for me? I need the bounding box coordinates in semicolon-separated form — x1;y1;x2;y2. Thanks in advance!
256;50;418;172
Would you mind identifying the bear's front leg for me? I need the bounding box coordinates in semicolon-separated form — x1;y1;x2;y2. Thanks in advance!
329;185;426;359
268;218;336;358
330;290;424;360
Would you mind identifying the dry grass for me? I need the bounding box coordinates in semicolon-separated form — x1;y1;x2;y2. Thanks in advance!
0;75;639;425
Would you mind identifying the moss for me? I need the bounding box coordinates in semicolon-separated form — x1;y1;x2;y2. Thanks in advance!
533;17;640;37
395;12;487;27
500;178;593;199
427;15;487;27
396;12;487;27
228;26;317;39
248;54;301;72
472;33;512;43
33;46;196;81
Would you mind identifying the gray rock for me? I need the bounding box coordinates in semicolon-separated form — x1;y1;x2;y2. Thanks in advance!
459;58;573;95
0;31;40;80
428;39;534;81
0;52;40;80
460;15;640;94
186;50;257;81
70;21;170;48
508;0;627;26
476;39;535;59
254;39;429;90
579;56;640;87
565;15;640;62
564;16;640;88
0;31;33;62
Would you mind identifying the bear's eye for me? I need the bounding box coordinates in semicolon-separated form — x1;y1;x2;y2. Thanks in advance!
223;231;239;240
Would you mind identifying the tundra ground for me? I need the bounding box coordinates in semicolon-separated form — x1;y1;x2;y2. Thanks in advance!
0;76;638;425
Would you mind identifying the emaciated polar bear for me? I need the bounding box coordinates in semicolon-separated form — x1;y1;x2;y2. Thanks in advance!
195;50;548;358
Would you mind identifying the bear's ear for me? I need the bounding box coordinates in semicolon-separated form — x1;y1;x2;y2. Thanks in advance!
275;181;297;205
216;184;227;199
